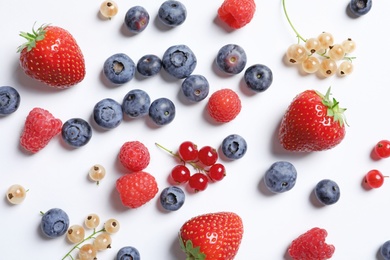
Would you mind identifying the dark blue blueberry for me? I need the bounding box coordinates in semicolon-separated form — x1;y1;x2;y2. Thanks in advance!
314;179;340;205
264;161;297;193
381;240;390;260
160;186;185;211
216;44;247;75
116;246;140;260
158;0;187;27
221;134;247;160
122;89;151;118
103;53;135;85
61;118;92;148
244;64;273;92
0;86;20;116
181;74;209;102
93;98;123;129
162;44;197;79
349;0;372;16
148;97;176;126
124;6;150;33
136;54;162;77
40;208;69;238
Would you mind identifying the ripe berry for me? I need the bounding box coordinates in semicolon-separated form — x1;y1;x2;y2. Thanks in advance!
314;179;341;205
264;161;297;193
381;240;390;260
0;86;20;116
124;6;150;33
93;232;112;250
100;1;119;19
118;141;150;172
78;244;97;260
103;53;135;85
40;208;70;238
349;0;372;16
188;173;209;192
171;164;191;184
116;246;141;260
221;134;247;160
162;44;197;79
217;0;256;29
244;64;273;93
148;97;176;126
365;169;386;189
88;164;106;184
181;74;210;102
374;140;390;159
207;88;241;123
160;186;185;211
208;163;226;181
93;98;123;129
61;118;92;148
198;146;218;166
136;54;162;77
85;213;100;229
216;44;247;74
122;89;151;118
67;225;85;244
178;141;198;162
104;218;120;234
6;184;27;204
158;0;187;27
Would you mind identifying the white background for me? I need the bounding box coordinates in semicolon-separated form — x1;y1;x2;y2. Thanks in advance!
1;0;389;259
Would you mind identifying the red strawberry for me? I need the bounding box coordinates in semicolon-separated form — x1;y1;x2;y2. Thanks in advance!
20;107;62;153
278;88;347;152
18;24;86;89
179;212;243;260
218;0;256;29
207;88;241;123
288;227;335;260
118;141;150;172
116;171;158;208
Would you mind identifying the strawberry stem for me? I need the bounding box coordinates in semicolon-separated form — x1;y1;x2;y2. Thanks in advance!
17;23;49;52
316;87;348;127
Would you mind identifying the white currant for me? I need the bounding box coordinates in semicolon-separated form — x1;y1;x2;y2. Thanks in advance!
85;213;100;229
66;225;85;244
301;56;320;74
338;61;354;76
99;0;118;19
286;44;308;64
88;164;106;184
342;38;356;53
93;232;112;251
317;32;334;49
104;218;120;234
6;184;26;204
319;59;337;77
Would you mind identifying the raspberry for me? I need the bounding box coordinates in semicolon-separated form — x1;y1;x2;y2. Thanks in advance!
288;227;335;260
119;141;150;172
116;171;158;208
217;0;256;29
20;107;62;153
207;88;241;123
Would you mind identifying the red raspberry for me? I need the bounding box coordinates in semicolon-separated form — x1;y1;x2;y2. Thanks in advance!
116;171;158;208
119;141;150;172
218;0;256;29
288;227;335;260
207;88;241;123
20;107;62;153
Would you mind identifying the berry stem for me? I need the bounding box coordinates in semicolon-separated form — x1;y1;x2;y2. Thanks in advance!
282;0;306;42
62;227;105;260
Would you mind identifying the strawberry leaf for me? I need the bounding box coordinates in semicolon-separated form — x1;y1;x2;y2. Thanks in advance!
179;235;206;260
315;87;348;127
17;23;49;52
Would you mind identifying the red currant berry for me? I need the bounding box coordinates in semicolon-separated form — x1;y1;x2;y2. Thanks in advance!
171;165;191;184
374;140;390;159
198;146;218;166
365;169;385;188
178;141;198;162
188;173;209;192
208;163;226;181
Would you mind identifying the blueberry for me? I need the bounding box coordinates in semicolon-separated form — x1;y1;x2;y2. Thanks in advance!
0;86;20;116
116;246;141;260
349;0;372;16
244;64;273;92
264;161;297;193
93;98;123;129
40;208;69;238
158;0;187;27
160;186;185;211
103;53;135;85
181;74;209;102
61;118;92;148
148;97;176;126
124;6;150;33
314;179;340;205
162;44;197;79
216;44;247;75
381;240;390;260
136;54;162;77
221;134;247;160
122;89;151;118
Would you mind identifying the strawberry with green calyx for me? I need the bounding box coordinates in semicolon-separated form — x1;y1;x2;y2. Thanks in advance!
179;212;243;260
18;23;86;89
278;87;347;152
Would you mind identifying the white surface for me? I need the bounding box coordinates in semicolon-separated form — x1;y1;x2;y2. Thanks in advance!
1;0;389;259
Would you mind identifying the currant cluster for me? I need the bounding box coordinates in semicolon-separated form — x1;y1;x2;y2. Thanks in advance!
364;140;390;189
62;213;120;260
156;141;226;192
283;0;356;78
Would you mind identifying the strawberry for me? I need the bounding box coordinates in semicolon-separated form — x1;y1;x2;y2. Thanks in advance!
179;212;243;260
18;24;86;89
278;88;347;152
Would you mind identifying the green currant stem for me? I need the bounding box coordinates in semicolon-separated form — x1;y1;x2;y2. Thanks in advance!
282;0;306;42
62;228;105;260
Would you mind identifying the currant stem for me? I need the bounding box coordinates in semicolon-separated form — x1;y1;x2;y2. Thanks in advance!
62;228;105;260
282;0;306;42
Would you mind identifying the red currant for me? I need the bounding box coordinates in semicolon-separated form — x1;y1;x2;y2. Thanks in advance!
374;140;390;159
365;169;385;188
171;165;191;184
208;163;226;181
188;173;209;191
178;141;198;162
198;146;218;166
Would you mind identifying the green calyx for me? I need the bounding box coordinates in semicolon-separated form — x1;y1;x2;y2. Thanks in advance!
179;235;206;260
315;87;348;127
17;23;49;52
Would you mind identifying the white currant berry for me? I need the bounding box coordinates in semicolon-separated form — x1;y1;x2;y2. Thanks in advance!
342;38;356;53
85;213;100;229
304;37;321;54
93;232;112;250
78;244;97;260
328;44;345;61
67;225;85;244
319;59;337;77
317;32;334;49
301;56;320;74
100;0;118;19
88;164;106;184
104;218;120;234
6;184;26;204
338;61;354;76
286;44;308;64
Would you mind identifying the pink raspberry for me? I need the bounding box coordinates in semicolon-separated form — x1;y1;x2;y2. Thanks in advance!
118;141;150;172
218;0;256;29
288;227;335;260
207;88;241;123
20;107;62;153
